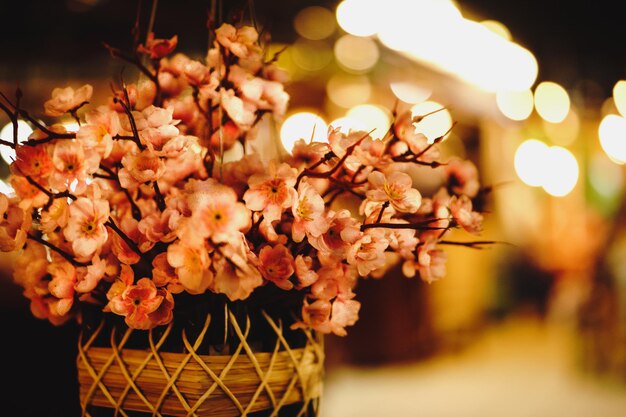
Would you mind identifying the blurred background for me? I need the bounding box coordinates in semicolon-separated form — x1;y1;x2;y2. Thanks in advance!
2;0;626;416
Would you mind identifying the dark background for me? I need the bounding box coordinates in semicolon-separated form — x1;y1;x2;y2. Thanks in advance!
0;1;624;416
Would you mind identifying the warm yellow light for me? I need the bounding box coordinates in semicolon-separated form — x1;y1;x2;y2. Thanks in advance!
335;0;380;37
589;152;623;198
0;179;13;195
291;39;332;72
346;105;391;139
612;80;626;118
326;74;371;108
598;114;626;164
410;101;453;143
480;20;512;41
534;81;570;123
514;139;549;187
0;120;33;164
329;117;368;134
62;121;80;132
389;81;432;104
543;109;580;146
280;112;328;153
542;146;579;197
334;35;379;73
496;89;533;121
294;6;336;40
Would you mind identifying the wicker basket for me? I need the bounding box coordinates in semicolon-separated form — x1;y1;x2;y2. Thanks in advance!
77;305;324;417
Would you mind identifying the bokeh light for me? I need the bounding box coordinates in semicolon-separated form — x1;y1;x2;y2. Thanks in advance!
291;39;333;72
410;101;453;143
389;81;432;104
335;0;381;37
294;6;336;40
589;152;624;198
334;35;379;73
0;120;33;164
612;80;626;118
346;104;391;139
480;20;512;41
329;117;367;134
534;81;570;123
496;89;534;121
280;112;328;153
598;114;626;164
326;74;371;108
514;139;549;187
542;146;579;197
543;108;580;146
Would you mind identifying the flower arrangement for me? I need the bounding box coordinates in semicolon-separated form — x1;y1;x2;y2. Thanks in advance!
0;19;487;338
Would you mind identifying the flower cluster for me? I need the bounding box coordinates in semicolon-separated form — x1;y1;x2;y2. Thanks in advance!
0;23;486;336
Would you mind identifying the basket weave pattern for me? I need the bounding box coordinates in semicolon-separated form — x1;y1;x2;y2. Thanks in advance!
77;310;324;417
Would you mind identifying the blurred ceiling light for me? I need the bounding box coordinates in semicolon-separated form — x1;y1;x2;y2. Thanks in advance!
534;81;570;123
543;108;580;146
542;146;578;197
294;6;336;40
589;152;623;198
514;139;549;187
326;74;371;108
0;120;33;165
291;39;332;72
335;0;381;37
346;104;391;139
280;112;328;153
496;89;533;121
329;117;368;134
480;20;512;41
334;35;379;73
375;1;537;92
389;81;432;104
598;114;626;164
612;80;626;118
410;101;453;143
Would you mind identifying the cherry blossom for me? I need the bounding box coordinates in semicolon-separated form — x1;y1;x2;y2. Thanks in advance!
137;33;178;59
44;84;93;117
367;171;422;213
258;244;295;290
108;278;165;330
63;197;109;258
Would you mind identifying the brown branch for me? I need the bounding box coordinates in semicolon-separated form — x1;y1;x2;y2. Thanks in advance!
105;218;142;256
98;165;142;221
153;181;166;211
438;240;508;249
27;233;88;267
360;222;449;231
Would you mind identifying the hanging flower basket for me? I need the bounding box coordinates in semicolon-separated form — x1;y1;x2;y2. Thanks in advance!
77;297;324;417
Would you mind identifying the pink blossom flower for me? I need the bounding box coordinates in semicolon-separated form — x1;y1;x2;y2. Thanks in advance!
445;158;480;197
210;234;263;301
387;220;419;260
49;140;100;194
222;154;265;198
287;139;329;169
292;181;328;242
258;244;295;290
215;24;261;59
47;260;77;316
394;111;440;161
110;217;143;265
450;194;483;234
152;252;184;293
44;84;93;117
403;234;447;283
118;149;166;190
309;210;362;260
137;33;178;59
167;240;213;294
328;128;371;158
294;255;318;289
367;171;422;213
192;183;250;244
347;229;390;276
291;298;332;334
243;161;298;222
220;88;256;127
329;297;360;336
183;59;211;86
74;255;107;293
310;263;357;301
0;194;32;252
76;106;121;158
13;144;53;179
138;208;180;244
63;197;109;258
108;278;165;330
9;175;48;210
149;288;175;327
